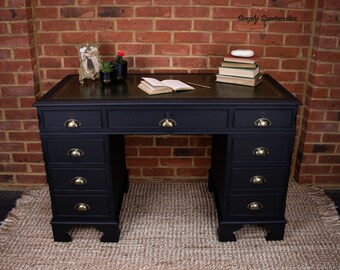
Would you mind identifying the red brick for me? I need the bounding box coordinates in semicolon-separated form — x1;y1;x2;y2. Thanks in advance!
136;6;171;17
9;131;40;141
135;57;170;68
80;20;115;31
40;0;76;5
142;168;174;177
212;33;248;44
194;20;229;31
16;174;47;184
174;32;210;43
0;73;15;84
0;142;25;152
156;137;188;147
174;6;209;17
61;7;95;18
117;19;153;30
300;165;331;174
61;32;96;44
173;57;208;68
230;0;266;6
98;6;133;17
282;59;308;70
42;21;77;31
140;147;172;156
35;7;58;19
136;32;171;43
160;158;192;167
2;86;35;96
126;158;158;167
155;20;192;31
5;109;37;120
12;153;44;163
177;168;208;177
319;155;340;164
0;164;27;172
155;44;190;56
0;49;11;59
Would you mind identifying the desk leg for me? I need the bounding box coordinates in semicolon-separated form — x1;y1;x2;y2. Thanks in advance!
217;223;243;242
264;222;286;241
51;224;73;242
95;223;120;242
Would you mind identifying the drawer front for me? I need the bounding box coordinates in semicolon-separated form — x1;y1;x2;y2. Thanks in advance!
107;107;228;133
232;109;294;130
49;168;108;191
228;195;283;216
231;137;293;164
41;110;102;130
45;138;106;164
230;167;288;191
53;195;111;218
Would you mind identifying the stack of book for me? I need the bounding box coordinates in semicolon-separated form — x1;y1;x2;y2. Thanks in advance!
216;53;263;86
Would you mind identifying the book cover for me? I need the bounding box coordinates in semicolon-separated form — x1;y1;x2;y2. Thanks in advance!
218;65;260;78
221;61;257;69
223;53;258;64
216;73;263;87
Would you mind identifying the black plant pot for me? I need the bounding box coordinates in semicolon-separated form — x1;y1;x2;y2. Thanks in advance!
100;71;116;86
115;61;128;81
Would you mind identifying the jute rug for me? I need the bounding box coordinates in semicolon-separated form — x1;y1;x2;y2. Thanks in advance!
0;181;339;270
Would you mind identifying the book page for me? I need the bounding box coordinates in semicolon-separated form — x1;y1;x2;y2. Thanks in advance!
161;80;194;91
141;77;166;88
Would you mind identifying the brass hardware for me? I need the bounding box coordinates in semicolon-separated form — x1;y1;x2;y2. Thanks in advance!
64;119;81;128
247;202;263;211
254;117;271;127
250;175;266;185
67;148;84;158
71;177;87;186
252;147;269;156
159;114;177;128
74;203;90;212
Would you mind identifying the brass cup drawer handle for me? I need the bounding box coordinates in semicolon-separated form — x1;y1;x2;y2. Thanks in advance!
250;175;266;185
71;176;87;186
247;202;263;211
159;118;177;128
67;148;84;158
64;119;81;128
254;117;272;127
252;147;269;156
74;203;90;212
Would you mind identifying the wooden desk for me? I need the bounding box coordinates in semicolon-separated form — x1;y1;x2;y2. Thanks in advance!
34;74;301;242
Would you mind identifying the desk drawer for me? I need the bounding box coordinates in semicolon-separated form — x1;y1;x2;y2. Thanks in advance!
228;194;283;216
231;137;293;164
53;195;111;218
232;109;295;130
49;168;108;191
107;108;228;133
45;138;106;164
230;167;288;191
41;110;102;130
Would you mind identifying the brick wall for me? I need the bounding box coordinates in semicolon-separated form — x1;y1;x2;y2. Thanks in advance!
0;0;339;189
295;0;340;186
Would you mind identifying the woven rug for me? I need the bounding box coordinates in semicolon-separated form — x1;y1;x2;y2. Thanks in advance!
0;181;339;270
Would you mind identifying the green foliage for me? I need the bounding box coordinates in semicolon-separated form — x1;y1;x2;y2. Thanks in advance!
100;61;114;72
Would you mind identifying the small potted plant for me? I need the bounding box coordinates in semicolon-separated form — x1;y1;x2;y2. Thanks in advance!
99;60;115;85
115;50;127;81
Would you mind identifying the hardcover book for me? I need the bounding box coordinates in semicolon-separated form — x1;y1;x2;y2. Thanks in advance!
216;73;263;86
138;77;194;95
223;53;258;64
218;65;260;78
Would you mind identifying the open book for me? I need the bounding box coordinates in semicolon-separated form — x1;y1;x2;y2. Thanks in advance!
138;77;194;95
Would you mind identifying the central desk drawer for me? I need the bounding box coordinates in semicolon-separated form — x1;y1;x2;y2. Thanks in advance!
107;108;228;132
